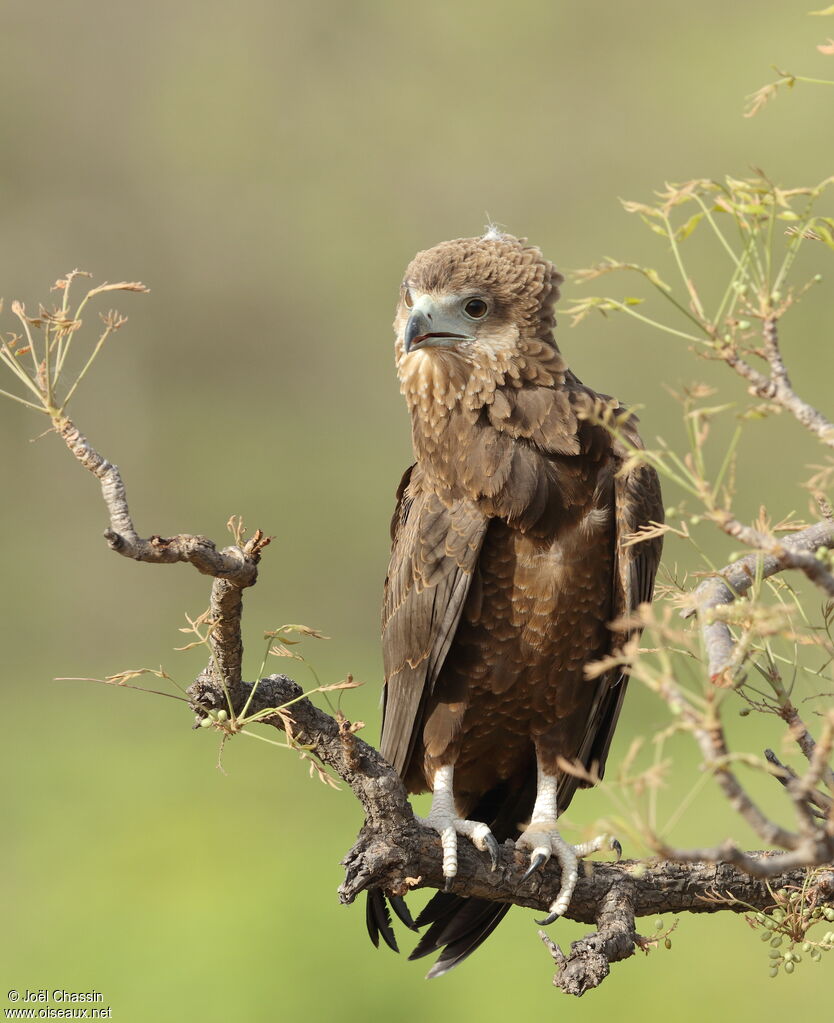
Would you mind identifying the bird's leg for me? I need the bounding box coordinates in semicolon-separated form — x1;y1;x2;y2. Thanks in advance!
417;764;500;889
515;761;620;925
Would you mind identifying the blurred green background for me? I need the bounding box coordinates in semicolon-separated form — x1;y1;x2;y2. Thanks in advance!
2;2;833;1020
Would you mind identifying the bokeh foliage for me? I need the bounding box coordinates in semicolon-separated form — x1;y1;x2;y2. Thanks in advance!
2;2;834;1020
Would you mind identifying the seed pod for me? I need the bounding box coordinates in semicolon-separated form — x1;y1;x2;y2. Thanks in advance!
784;960;795;974
770;936;782;948
768;966;779;978
216;709;229;723
200;717;212;728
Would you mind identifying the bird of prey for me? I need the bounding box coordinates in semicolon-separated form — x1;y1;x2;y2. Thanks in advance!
366;231;663;977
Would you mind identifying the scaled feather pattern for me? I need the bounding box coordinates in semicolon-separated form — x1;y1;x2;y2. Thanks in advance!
366;233;663;976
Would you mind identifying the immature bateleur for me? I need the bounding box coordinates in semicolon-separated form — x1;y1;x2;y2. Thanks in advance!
366;232;663;977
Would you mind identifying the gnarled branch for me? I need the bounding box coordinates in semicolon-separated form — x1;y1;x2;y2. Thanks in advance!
56;414;269;698
685;518;834;680
186;671;834;994
719;315;834;448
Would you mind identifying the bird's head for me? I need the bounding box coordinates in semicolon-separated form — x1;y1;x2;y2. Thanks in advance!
394;231;565;415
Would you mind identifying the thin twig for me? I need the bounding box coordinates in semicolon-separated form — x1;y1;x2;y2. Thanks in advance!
56;413;269;697
644;672;834;870
718;321;834;448
685;519;834;679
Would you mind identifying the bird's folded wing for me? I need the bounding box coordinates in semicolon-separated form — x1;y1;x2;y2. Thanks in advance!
381;466;489;777
560;433;664;807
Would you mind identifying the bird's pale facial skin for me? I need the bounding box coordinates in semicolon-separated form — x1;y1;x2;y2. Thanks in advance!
397;288;517;362
401;291;479;353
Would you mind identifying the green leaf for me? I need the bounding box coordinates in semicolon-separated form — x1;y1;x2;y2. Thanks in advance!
675;212;704;241
640;214;669;238
816;225;834;250
645;268;672;291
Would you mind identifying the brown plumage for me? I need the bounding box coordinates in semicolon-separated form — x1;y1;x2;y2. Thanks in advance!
366;232;663;976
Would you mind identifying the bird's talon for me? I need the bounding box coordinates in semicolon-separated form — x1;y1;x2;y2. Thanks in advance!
521;850;549;883
535;911;561;926
484;833;500;871
420;795;499;883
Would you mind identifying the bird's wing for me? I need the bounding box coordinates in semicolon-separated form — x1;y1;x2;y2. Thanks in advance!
558;421;664;807
381;465;489;777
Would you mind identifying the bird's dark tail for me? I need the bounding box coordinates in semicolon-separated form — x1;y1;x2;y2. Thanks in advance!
408;892;511;977
366;889;416;952
365;764;537;975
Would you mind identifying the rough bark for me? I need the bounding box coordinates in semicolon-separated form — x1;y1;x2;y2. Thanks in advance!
187;671;834;994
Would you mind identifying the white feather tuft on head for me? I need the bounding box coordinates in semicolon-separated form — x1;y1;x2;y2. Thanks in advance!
482;218;506;242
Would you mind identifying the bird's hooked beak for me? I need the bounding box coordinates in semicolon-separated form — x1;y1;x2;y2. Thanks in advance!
404;295;476;354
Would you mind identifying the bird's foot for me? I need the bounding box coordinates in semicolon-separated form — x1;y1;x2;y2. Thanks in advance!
417;808;500;889
515;824;620;924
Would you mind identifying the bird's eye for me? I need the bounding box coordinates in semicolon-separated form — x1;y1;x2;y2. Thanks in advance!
403;288;414;309
464;298;488;319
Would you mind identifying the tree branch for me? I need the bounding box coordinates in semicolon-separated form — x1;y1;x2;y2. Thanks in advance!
539;883;636;996
684;518;834;680
186;671;834;994
719;316;834;447
56;414;269;697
